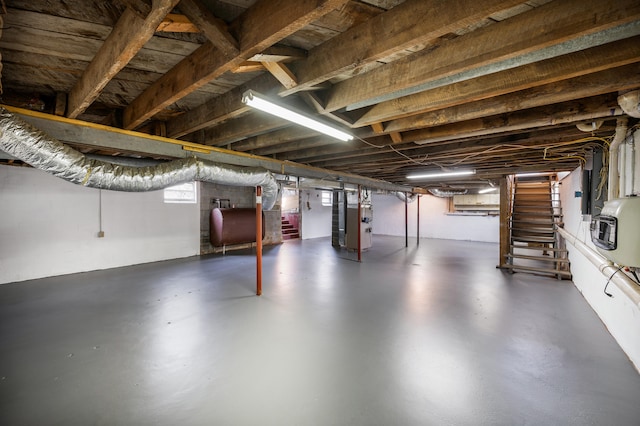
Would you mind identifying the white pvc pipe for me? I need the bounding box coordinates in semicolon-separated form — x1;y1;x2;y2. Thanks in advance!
557;226;640;307
620;140;627;197
608;118;628;200
631;130;640;195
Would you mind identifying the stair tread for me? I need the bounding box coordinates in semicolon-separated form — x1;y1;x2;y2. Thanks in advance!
501;264;572;277
512;236;556;243
507;253;570;263
513;212;555;216
511;219;555;224
511;244;566;251
511;228;556;236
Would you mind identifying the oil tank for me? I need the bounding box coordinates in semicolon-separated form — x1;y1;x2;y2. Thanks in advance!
210;208;265;247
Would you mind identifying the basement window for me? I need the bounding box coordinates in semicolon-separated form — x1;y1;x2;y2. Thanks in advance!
164;182;197;204
321;190;333;207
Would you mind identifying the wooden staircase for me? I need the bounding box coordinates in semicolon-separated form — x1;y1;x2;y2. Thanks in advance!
503;175;571;280
281;217;300;240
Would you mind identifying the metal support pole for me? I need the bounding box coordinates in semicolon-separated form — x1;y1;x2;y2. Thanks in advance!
357;185;362;262
499;178;510;268
417;194;420;246
256;185;263;296
405;192;408;248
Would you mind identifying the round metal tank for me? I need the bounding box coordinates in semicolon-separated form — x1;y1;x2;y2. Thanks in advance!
210;208;265;247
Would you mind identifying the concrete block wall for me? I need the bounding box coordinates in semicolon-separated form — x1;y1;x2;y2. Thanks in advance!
199;182;282;254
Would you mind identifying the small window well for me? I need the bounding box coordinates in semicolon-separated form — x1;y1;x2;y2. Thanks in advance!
321;190;333;207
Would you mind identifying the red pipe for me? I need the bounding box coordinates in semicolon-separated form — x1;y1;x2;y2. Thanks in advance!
256;185;262;296
405;192;408;247
417;194;420;246
357;185;362;262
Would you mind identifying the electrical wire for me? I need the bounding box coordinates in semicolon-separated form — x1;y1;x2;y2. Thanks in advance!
604;266;625;297
353;131;613;171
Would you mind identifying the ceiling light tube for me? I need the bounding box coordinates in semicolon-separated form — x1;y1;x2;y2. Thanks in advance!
478;187;497;194
406;170;475;180
242;90;353;142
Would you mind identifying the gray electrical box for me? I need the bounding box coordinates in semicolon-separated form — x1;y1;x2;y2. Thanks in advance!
591;197;640;267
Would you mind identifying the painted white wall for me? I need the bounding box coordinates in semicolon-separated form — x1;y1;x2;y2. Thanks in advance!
0;166;200;284
559;166;640;372
372;193;499;243
300;189;332;239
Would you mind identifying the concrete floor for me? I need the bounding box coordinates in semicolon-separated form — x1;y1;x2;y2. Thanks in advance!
1;236;640;425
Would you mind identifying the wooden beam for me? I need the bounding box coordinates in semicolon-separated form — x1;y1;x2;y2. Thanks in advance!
54;92;67;116
371;123;384;134
324;0;640;112
262;62;297;89
384;63;640;133
286;127;598;165
403;95;621;144
389;132;402;144
285;0;524;92
178;0;239;58
157;14;199;33
123;0;348;130
251;136;329;156
231;127;318;151
355;36;640;127
66;0;179;119
120;0;152;19
165;73;276;138
232;61;266;73
203;113;290;147
248;45;307;63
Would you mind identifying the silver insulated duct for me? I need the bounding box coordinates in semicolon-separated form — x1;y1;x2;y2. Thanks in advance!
0;108;278;209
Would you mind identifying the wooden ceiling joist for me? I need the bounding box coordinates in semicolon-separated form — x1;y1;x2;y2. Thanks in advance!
157;14;199;33
178;0;239;58
384;63;640;133
122;0;349;130
324;0;640;113
66;0;180;119
406;94;622;144
165;73;276;138
285;0;524;92
355;36;640;127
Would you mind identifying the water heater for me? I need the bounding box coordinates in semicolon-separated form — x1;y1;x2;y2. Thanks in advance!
590;197;640;267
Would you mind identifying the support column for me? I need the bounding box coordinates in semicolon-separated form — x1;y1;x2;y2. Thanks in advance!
499;177;510;268
405;192;408;248
417;194;420;246
256;186;263;296
357;185;362;262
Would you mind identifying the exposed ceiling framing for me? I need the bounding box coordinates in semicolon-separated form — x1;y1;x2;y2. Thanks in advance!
1;0;639;191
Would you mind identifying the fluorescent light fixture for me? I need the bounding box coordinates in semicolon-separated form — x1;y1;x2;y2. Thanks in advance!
407;170;475;180
478;187;497;194
242;90;353;142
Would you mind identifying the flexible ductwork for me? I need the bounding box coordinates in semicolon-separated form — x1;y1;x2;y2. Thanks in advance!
618;90;640;118
394;191;416;203
0;108;278;209
608;117;628;201
428;188;468;197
